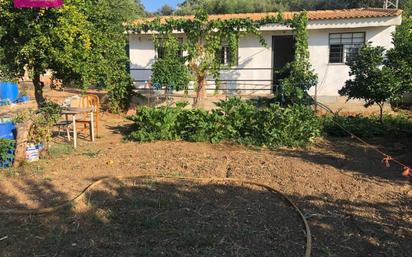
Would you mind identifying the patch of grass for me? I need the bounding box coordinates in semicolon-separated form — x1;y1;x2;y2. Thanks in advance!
140;216;161;230
81;149;102;158
48;144;74;158
0;166;26;178
31;165;45;175
0;168;17;178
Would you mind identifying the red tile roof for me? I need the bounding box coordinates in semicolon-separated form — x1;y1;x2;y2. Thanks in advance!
133;8;402;24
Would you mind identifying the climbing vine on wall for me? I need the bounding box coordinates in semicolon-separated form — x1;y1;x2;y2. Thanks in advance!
279;12;318;104
127;9;315;105
151;34;191;92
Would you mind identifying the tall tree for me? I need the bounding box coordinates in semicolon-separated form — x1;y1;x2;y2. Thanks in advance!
0;0;141;111
386;16;412;101
157;4;174;16
174;0;391;15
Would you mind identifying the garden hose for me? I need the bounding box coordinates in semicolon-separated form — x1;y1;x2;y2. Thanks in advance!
0;175;312;257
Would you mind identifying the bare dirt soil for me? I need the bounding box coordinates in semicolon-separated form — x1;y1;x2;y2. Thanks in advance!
0;88;411;257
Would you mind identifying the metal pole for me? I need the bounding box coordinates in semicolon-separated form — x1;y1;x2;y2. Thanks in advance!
314;83;318;113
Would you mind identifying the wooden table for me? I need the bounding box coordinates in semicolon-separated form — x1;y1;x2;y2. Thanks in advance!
61;107;95;148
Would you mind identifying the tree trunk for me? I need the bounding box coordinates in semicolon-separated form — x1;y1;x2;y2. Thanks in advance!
378;103;384;123
13;121;33;168
33;73;45;108
194;75;206;107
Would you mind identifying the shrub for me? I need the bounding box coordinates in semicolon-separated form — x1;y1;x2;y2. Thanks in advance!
0;138;15;168
127;106;182;142
126;98;322;148
322;114;412;138
176;109;225;143
151;35;190;92
339;44;400;122
14;101;62;145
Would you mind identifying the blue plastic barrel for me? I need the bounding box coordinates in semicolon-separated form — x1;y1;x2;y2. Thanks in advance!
0;121;16;140
0;120;15;168
0;82;19;102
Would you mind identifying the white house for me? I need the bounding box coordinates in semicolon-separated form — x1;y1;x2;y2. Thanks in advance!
128;8;402;102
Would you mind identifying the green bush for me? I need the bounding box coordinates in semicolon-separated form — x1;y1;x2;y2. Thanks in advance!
0;138;15;167
126;98;321;148
127;106;182;142
322;114;412;138
176;109;225;143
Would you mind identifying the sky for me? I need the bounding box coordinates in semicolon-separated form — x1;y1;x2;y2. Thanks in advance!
141;0;181;12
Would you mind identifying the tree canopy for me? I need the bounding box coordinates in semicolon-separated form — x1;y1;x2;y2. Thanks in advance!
386;16;412;100
0;0;143;111
174;0;390;15
156;4;174;16
339;45;400;121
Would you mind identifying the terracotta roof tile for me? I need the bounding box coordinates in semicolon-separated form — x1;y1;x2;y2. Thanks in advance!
133;8;402;25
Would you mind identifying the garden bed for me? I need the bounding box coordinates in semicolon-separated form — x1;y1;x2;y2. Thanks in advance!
0;109;411;257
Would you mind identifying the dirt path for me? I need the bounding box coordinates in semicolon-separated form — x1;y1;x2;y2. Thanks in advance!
0;113;411;257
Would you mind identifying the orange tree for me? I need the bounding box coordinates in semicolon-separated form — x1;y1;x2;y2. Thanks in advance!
0;0;142;112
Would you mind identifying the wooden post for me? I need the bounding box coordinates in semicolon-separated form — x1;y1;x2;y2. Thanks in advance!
73;114;77;149
90;111;95;142
13;121;33;168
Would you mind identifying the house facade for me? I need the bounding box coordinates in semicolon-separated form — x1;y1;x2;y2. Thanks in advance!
128;8;402;102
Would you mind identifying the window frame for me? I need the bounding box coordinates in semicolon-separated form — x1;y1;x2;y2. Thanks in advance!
220;43;238;66
328;32;366;64
155;37;184;59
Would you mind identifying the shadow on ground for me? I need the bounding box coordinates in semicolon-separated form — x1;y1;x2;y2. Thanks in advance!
0;177;410;257
0;177;305;257
279;136;412;183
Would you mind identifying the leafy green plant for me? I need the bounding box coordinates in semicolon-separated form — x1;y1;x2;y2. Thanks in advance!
29;102;62;145
176;108;225;143
279;12;318;105
0;0;137;111
339;44;400;122
14;102;62;146
151;35;190;91
322;114;412;138
126;97;321;148
386;16;412;106
48;144;74;158
127;106;182;142
0;138;15;168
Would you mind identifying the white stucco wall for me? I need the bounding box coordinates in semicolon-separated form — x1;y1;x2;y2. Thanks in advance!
128;16;400;99
307;25;396;100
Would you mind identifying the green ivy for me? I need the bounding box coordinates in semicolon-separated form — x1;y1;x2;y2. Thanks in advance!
151;35;191;91
127;10;313;104
278;12;318;104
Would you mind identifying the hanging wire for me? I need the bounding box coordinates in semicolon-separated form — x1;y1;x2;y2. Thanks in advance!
315;101;411;177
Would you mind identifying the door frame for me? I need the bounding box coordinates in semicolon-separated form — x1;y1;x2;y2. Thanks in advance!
271;35;296;93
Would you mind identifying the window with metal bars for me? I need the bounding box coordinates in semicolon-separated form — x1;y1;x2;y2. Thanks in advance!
220;45;237;65
156;38;184;59
329;32;365;63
